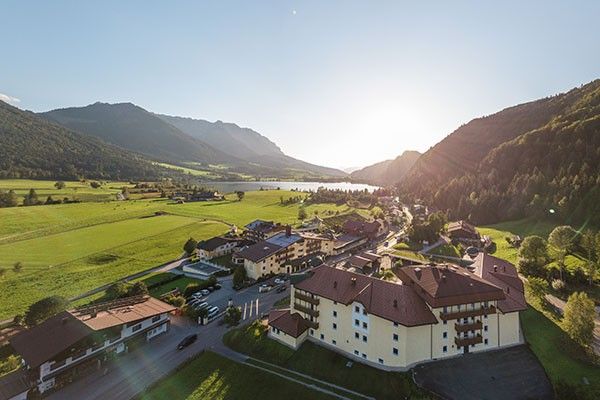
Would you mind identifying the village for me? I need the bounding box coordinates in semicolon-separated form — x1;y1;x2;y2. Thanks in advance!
1;189;543;400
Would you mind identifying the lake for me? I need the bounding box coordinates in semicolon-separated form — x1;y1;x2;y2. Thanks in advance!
199;181;380;193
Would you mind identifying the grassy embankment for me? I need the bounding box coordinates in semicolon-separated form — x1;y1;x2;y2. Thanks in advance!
222;322;433;400
480;218;599;397
136;351;336;400
0;182;351;319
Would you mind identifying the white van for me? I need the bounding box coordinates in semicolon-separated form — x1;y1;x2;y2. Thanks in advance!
207;306;220;319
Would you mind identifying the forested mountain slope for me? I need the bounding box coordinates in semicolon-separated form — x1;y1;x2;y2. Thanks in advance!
400;79;600;225
0;100;167;180
350;150;421;185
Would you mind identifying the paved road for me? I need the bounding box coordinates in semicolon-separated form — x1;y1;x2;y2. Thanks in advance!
545;293;600;355
47;283;289;400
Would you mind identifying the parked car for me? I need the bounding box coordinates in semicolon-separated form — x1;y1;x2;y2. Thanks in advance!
259;284;272;293
177;334;197;350
214;283;222;290
188;298;204;306
207;286;215;292
200;289;210;296
274;278;284;285
193;302;209;310
207;306;220;319
276;285;287;293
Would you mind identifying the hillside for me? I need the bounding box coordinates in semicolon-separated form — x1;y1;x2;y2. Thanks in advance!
0;100;167;180
42;103;234;165
158;114;347;178
400;79;600;225
350;150;421;185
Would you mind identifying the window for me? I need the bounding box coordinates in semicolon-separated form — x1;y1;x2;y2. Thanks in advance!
484;314;488;319
334;301;338;305
332;339;337;345
152;315;161;323
362;322;368;329
320;334;324;340
362;335;367;343
354;332;359;339
393;322;398;327
332;323;337;330
362;309;367;316
443;345;448;353
333;310;337;317
393;333;398;341
132;324;142;332
354;350;359;356
378;358;384;364
362;353;367;359
484;339;488;345
484;325;488;332
393;347;398;355
443;332;447;339
354;319;359;326
443;319;447;325
355;306;360;313
443;306;447;313
310;329;314;336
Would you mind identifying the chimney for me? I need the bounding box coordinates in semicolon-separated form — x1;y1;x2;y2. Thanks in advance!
333;281;337;288
493;265;497;272
286;225;292;237
506;287;510;294
415;267;422;280
351;277;357;286
393;299;398;308
441;274;447;283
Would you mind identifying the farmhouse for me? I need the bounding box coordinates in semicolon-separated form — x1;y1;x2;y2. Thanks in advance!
9;296;175;396
267;260;525;370
342;219;387;239
196;236;250;260
447;220;480;241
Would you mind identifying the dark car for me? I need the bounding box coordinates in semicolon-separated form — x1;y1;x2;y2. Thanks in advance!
214;283;222;290
276;285;287;293
177;334;198;350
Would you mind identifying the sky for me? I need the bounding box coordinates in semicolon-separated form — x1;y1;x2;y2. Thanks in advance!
1;1;599;170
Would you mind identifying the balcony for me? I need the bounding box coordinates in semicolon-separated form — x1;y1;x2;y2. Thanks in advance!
439;305;496;321
455;334;483;347
454;320;482;333
305;320;319;330
294;291;320;306
294;302;319;318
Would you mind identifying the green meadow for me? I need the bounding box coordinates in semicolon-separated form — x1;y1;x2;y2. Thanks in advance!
0;181;350;319
0;179;130;203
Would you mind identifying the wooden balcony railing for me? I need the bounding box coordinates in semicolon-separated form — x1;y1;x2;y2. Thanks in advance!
305;320;319;330
294;291;320;305
455;334;483;347
454;320;482;333
294;303;319;318
440;305;496;321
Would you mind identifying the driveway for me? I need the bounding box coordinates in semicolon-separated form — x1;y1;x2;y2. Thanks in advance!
413;345;553;400
46;283;289;400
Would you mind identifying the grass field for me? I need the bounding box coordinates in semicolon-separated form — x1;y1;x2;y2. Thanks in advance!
137;351;335;400
222;322;433;400
0;183;350;319
0;179;131;203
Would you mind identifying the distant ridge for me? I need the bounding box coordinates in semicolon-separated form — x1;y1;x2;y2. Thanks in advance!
350;150;421;185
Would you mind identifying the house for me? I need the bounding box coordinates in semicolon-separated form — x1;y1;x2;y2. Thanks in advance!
342;219;386;240
344;251;381;275
447;220;480;241
267;262;525;370
236;227;334;279
296;216;324;232
196;236;251;260
9;296;175;396
243;220;285;242
331;234;368;255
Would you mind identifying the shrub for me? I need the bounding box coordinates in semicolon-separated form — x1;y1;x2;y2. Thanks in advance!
551;279;566;292
224;306;242;326
183;238;198;255
24;295;69;326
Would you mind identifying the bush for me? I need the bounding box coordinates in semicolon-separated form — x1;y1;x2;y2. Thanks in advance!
163;295;186;308
24;295;69;326
183;276;217;297
90;181;102;188
551;279;566;292
223;306;242;326
233;266;247;288
183;238;198;255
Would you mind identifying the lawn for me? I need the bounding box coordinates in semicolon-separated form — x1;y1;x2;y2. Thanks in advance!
222;322;433;400
136;351;335;400
140;274;204;298
0;179;130;203
0;185;348;319
427;243;461;258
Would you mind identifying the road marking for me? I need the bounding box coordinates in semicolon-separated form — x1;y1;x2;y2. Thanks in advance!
243;302;247;320
255;298;259;316
248;301;253;318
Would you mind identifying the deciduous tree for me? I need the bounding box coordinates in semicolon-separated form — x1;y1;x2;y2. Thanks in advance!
24;295;68;326
563;292;595;348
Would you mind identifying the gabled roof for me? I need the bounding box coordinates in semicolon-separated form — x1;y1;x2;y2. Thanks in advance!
396;264;506;308
295;265;437;327
268;309;309;338
197;236;231;251
9;311;92;368
447;220;478;235
471;253;527;313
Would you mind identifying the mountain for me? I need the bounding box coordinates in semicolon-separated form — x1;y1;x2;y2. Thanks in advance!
399;79;600;226
157;114;347;178
0;100;167;180
42;103;234;166
42;103;346;179
350;150;421;185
